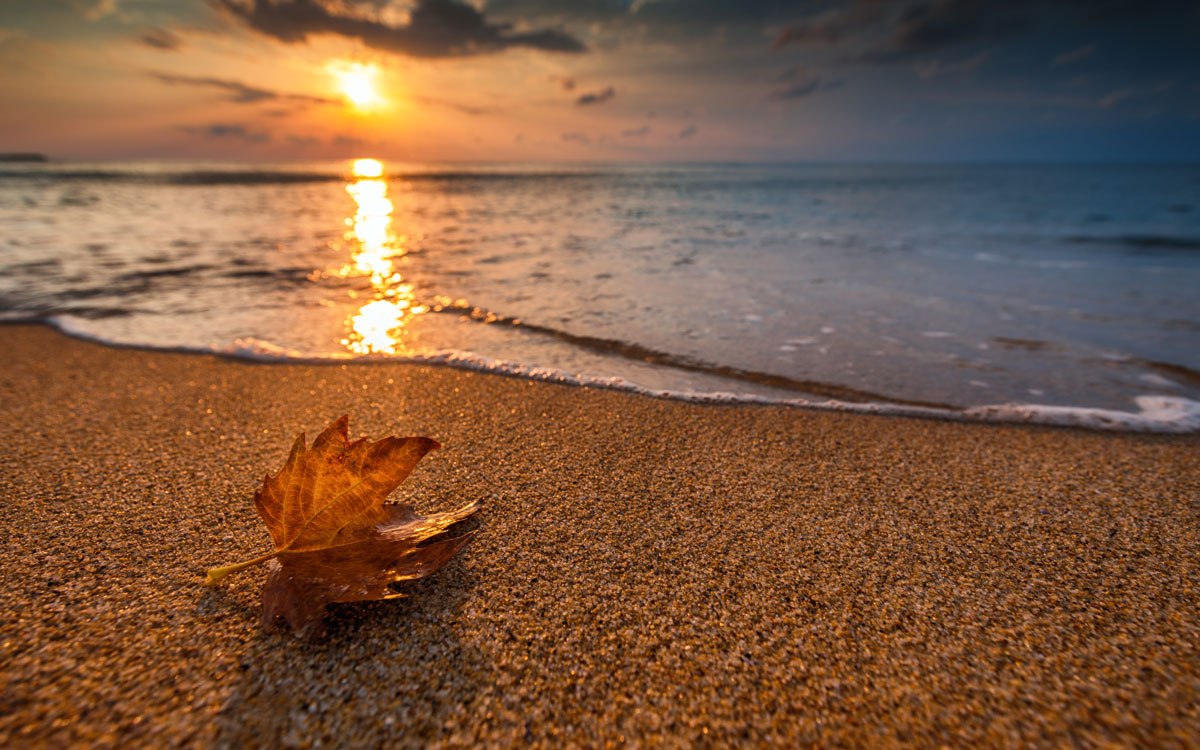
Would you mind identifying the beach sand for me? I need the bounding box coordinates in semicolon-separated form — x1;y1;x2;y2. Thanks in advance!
1;323;1197;748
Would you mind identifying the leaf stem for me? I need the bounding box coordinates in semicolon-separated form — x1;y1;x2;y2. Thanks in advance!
204;550;279;586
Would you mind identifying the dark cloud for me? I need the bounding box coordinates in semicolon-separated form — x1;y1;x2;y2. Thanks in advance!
856;0;1033;63
774;1;1007;58
154;72;274;103
491;0;885;51
677;124;698;139
151;72;335;105
774;1;1182;64
333;134;363;145
561;131;591;144
551;75;576;90
180;123;271;142
138;27;184;51
486;0;631;23
772;78;820;98
621;125;650;137
287;134;320;145
769;66;844;99
773;0;891;49
213;0;585;58
492;0;824;33
629;0;823;27
575;85;615;106
771;78;845;99
413;95;492;115
1065;0;1180;21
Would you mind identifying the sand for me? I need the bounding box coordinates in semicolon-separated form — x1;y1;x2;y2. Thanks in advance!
1;323;1197;748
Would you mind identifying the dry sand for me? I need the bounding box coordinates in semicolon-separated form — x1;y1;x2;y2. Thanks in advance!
1;323;1198;748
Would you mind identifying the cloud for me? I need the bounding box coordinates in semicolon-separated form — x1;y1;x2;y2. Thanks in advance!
1099;87;1134;108
914;51;988;79
1051;43;1095;66
770;80;817;99
180;123;270;142
138;27;184;51
493;0;812;33
551;75;576;90
769;67;845;100
575;85;615;106
151;72;335;105
771;1;1050;63
212;0;585;58
487;0;1189;60
621;125;650;137
773;2;891;49
775;1;1167;65
677;124;697;139
79;0;118;21
413;95;492;115
855;1;1033;63
561;131;591;145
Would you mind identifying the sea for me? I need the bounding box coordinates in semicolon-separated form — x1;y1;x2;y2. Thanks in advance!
2;159;1198;432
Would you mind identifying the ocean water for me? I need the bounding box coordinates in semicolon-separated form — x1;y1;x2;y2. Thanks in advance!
2;160;1199;431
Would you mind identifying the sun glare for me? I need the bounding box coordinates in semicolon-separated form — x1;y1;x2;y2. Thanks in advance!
329;61;384;110
351;158;384;178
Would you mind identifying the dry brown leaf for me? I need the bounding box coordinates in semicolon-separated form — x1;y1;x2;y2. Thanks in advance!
205;415;480;638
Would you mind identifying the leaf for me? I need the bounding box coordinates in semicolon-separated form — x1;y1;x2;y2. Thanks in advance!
206;415;480;638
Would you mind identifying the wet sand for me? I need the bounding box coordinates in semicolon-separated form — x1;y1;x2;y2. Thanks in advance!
1;323;1197;748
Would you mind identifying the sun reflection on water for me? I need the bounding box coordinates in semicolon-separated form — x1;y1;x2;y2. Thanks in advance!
339;159;427;355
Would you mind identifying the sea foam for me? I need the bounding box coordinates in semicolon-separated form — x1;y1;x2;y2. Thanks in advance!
28;316;1200;433
218;335;1200;434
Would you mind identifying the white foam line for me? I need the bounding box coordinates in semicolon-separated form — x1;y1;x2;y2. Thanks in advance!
222;337;1200;434
963;398;1200;433
43;319;1200;434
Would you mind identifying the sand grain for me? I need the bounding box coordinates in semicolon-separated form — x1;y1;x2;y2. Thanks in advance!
1;325;1198;748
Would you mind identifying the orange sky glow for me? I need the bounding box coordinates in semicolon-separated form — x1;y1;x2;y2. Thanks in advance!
1;1;1196;162
0;1;732;162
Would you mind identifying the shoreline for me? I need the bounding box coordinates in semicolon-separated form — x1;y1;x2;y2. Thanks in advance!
1;323;1198;747
8;318;1200;434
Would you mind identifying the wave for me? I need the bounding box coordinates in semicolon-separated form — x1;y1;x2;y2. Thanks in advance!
1063;234;1200;252
23;316;1200;434
209;337;1200;434
425;302;957;409
0;168;613;187
0;307;134;321
0;169;345;185
115;264;216;282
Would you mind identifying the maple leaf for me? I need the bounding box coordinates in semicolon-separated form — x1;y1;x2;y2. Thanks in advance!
205;415;480;638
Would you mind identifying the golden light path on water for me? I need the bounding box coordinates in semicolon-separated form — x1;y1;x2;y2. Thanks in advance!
340;158;427;355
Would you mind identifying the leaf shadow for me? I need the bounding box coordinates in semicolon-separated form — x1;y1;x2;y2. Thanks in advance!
213;562;488;747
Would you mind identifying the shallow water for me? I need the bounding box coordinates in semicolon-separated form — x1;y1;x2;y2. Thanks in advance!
2;159;1198;429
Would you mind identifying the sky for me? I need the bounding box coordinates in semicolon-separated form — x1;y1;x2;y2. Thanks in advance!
1;0;1198;162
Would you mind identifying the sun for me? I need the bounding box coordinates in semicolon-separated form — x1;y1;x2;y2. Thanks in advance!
328;61;384;110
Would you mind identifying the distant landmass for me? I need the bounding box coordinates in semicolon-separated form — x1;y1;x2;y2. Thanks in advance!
0;153;48;162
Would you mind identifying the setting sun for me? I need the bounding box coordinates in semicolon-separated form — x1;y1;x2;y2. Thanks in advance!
351;158;384;178
328;61;384;110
